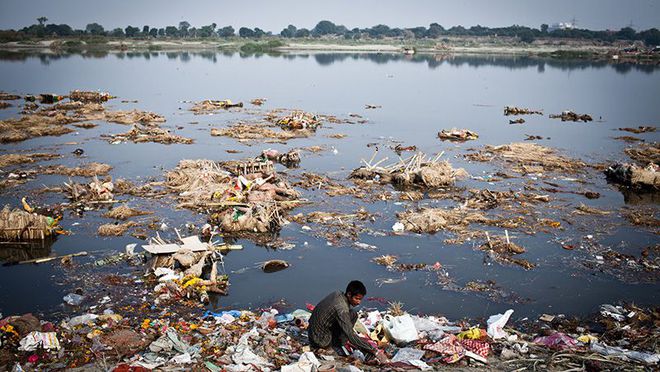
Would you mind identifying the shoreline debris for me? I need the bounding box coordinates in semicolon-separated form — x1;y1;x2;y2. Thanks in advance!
504;106;543;115
549;111;593;122
351;151;468;188
190;99;244;114
438;128;479;141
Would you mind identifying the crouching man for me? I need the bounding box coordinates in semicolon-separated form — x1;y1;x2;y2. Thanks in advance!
308;280;388;364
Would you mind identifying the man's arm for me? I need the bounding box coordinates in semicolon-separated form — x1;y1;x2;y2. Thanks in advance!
336;308;376;355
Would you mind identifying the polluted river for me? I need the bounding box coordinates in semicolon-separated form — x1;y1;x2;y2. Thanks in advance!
0;51;658;370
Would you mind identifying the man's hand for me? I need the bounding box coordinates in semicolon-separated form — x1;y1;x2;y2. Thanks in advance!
375;349;389;364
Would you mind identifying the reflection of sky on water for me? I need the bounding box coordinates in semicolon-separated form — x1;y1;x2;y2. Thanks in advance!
0;51;658;320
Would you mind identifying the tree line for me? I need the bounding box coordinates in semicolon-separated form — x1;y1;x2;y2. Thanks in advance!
2;17;659;46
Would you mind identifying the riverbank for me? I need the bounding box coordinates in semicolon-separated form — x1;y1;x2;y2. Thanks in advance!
1;36;658;62
1;251;657;371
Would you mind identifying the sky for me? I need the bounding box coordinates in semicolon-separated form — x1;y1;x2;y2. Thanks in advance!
0;0;658;32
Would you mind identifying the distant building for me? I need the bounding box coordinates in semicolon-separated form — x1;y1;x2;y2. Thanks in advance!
548;22;576;32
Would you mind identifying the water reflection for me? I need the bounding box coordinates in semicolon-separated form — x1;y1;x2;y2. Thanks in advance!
0;239;55;264
0;50;656;73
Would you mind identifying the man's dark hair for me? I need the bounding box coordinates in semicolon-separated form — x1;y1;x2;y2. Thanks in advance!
346;280;367;296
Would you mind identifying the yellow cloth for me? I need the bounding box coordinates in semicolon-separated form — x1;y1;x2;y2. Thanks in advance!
457;327;486;340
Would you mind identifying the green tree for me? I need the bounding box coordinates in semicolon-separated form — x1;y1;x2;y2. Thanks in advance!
198;24;216;38
294;28;310;38
158;28;165;37
218;26;235;37
149;28;158;38
312;20;337;36
37;17;48;26
427;23;444;38
142;25;150;35
541;24;549;34
110;28;125;37
253;27;266;38
408;27;427;38
179;21;190;37
616;27;636;40
367;24;390;38
238;27;255;38
518;29;535;43
165;26;179;37
280;24;297;38
639;28;660;45
85;23;105;35
125;26;140;37
46;24;74;36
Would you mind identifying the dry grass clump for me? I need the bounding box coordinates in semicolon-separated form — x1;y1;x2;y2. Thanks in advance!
0;206;57;240
165;159;231;205
190;99;243;113
98;222;136;236
351;152;467;188
211;123;305;143
102;205;152;220
466;142;586;174
0;153;61;168
625;143;660;166
43;162;112;177
104;110;165;125
397;207;489;234
0;116;75;143
109;125;193;144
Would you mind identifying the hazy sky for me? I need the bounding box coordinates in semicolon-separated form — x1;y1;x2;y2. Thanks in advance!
1;0;658;32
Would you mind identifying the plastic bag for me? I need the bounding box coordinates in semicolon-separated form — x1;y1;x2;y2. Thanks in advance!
63;293;84;306
487;309;513;339
383;314;418;345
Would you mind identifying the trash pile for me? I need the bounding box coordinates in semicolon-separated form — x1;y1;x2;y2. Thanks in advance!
466;142;587;175
625;142;660;166
211;122;301;143
294;172;365;198
190;99;244;113
290;209;376;245
143;234;231;303
64;176;115;203
549;110;593;122
480;233;535;270
618;126;656;134
437;128;479;141
0;91;167;143
164;158;300;233
42;162;113;177
0;153;61;169
605;162;659;190
273;111;321;130
2;297;657;371
351;152;468;188
504;106;543;115
107;124;194;145
68;90;113;103
259;148;301;167
0;205;62;241
395;207;489;236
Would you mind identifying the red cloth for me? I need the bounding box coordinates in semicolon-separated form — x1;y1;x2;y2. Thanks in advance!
460;339;490;358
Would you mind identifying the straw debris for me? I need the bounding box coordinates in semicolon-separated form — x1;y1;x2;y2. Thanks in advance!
0;153;61;168
102;205;152;220
466;142;586;174
43;162;112;177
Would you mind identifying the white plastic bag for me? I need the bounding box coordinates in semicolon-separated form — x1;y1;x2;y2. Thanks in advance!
487;309;514;339
383;314;418;345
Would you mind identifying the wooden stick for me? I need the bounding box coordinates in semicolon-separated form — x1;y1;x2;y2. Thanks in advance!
505;229;510;245
15;251;88;265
